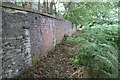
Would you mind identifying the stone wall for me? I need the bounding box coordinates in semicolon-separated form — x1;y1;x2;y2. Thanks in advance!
1;4;76;78
0;3;2;79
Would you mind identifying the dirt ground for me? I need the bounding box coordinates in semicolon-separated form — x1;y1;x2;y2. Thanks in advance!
19;31;90;78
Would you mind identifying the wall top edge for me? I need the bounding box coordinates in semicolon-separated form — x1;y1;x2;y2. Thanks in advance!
1;2;72;23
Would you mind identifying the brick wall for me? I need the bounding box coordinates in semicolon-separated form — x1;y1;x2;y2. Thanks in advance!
1;4;76;78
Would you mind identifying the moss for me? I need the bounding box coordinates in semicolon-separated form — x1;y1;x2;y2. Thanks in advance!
32;56;43;67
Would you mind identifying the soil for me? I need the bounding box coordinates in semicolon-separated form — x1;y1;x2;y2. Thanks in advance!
19;31;90;78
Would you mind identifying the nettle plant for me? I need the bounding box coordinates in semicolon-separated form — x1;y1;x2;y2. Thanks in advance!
67;24;119;78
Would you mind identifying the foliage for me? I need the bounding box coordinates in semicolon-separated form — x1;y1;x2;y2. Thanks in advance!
64;2;119;77
63;2;118;26
16;2;28;7
66;23;119;78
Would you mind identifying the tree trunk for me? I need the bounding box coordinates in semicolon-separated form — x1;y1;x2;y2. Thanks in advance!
50;1;54;15
43;0;47;13
38;0;40;11
29;2;33;9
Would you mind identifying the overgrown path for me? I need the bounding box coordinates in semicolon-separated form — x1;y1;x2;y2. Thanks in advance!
19;31;90;78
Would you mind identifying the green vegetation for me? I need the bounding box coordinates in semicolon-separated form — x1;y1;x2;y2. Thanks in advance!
12;1;119;78
63;2;118;26
64;2;119;78
67;23;119;78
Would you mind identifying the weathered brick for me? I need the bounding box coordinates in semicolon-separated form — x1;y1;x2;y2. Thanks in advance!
2;6;77;78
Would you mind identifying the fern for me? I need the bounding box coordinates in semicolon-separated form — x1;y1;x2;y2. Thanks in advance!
67;23;119;78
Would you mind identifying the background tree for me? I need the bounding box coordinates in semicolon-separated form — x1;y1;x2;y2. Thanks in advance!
38;0;40;11
63;2;118;26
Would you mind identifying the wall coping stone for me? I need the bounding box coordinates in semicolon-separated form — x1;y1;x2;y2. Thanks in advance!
1;2;72;23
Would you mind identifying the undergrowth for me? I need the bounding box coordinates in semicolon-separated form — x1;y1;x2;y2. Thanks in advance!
66;23;119;78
